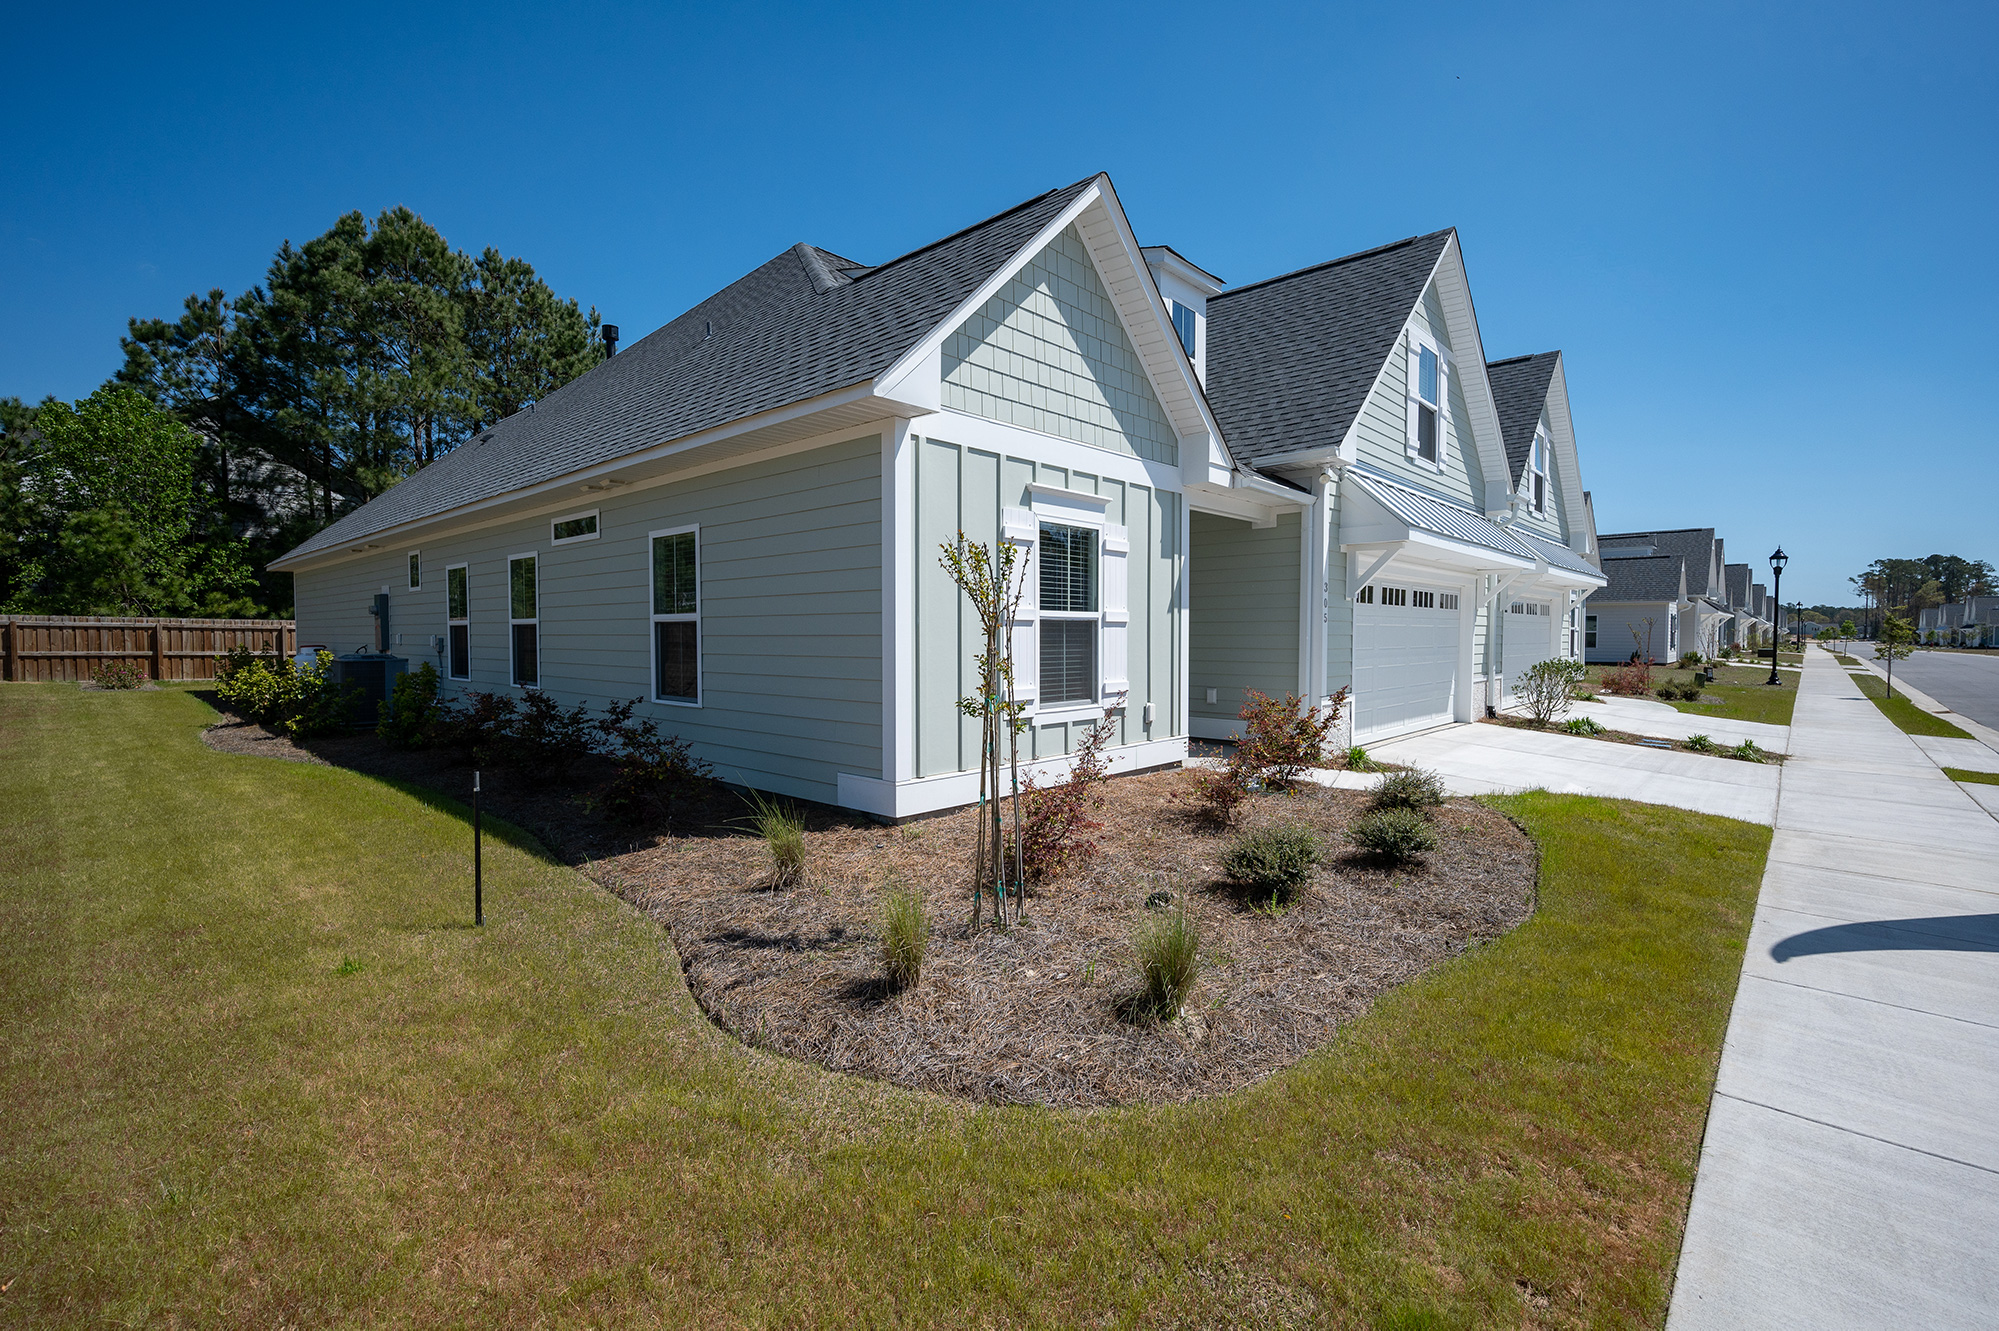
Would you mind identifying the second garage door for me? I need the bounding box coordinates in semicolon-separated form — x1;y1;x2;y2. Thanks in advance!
1354;581;1462;741
1501;598;1557;701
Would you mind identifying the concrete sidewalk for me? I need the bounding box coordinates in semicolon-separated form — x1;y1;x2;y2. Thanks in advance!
1667;646;1999;1329
1563;694;1791;751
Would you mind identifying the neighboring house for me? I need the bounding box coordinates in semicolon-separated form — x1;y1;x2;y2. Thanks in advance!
1595;528;1732;662
1191;231;1605;746
1584;554;1686;664
1722;562;1767;648
1919;597;1999;646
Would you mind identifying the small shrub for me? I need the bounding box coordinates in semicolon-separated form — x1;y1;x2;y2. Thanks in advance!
1344;745;1376;771
879;883;929;990
501;690;596;779
286;653;361;740
1679;652;1704;669
1190;761;1253;824
1012;707;1117;879
1221;826;1321;904
1676;681;1705;702
1654;683;1678;700
1563;716;1605;736
1601;663;1653;696
1515;657;1586;725
1730;740;1766;764
1371;767;1446;813
1685;733;1717;753
1133;907;1199;1019
427;691;518;763
1236;687;1349;787
1572;690;1598;702
742;790;807;888
595;700;712;825
376;663;440;750
92;660;148;689
1347;806;1439;863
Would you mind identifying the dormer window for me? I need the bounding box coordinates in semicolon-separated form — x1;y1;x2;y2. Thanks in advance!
1529;430;1549;514
1407;338;1444;464
1170;301;1198;358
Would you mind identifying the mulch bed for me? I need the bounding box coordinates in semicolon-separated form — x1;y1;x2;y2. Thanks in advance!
198;700;1538;1108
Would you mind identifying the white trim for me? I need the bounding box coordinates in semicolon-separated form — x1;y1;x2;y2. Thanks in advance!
550;508;601;546
834;736;1186;819
1539;354;1591;554
506;551;539;689
647;524;702;708
1026;481;1114;510
922;408;1186;495
884;420;916;783
444;560;469;680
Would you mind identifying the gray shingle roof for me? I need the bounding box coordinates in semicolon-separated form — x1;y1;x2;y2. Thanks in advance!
1484;351;1559;484
279;176;1098;564
1725;562;1754;610
1596;553;1684;603
1599;527;1718;597
1203;229;1454;469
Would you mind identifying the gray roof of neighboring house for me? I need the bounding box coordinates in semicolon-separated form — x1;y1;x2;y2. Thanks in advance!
1595;553;1684;603
1725;562;1754;610
280;176;1099;564
1484;351;1559;484
1203;229;1455;468
1599;527;1718;597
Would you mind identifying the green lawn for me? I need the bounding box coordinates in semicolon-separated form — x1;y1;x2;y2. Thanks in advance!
1846;670;1974;739
1;684;1770;1328
1945;767;1999;786
1585;662;1797;727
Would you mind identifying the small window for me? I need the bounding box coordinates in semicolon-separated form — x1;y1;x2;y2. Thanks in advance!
408;551;421;590
446;564;469;680
1382;586;1408;607
552;510;599;545
1412;590;1436;608
1439;592;1459;610
1412;343;1441;463
1357;585;1374;604
1529;432;1550;514
1039;523;1099;706
651;528;699;703
1170;301;1198;358
509;554;538;688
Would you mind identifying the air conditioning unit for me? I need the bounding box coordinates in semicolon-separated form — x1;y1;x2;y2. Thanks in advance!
331;654;410;724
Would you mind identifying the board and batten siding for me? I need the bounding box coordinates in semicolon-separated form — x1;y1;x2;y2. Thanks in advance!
291;434;883;803
1189;510;1300;726
942;224;1179;468
912;435;1181;779
1348;286;1488;507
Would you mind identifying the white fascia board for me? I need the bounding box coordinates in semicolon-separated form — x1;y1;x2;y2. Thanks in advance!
1185;483;1282;528
1231;469;1312;506
1140;245;1224;296
1339;523;1536;574
1424;234;1512;517
1541;354;1590;554
272;384;897;574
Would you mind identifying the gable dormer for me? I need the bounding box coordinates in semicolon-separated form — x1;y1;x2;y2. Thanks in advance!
1141;246;1224;386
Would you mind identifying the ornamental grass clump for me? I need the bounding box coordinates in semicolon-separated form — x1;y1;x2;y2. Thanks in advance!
1685;733;1718;753
1370;767;1446;813
878;883;929;991
1563;716;1605;737
742;790;807;888
1132;907;1200;1020
1346;806;1439;864
1730;740;1767;764
1220;826;1321;906
1344;745;1376;771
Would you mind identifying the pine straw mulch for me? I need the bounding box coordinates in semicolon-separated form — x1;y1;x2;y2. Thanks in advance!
193;699;1539;1109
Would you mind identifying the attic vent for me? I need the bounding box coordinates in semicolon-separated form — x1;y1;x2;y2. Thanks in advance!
703;320;712;340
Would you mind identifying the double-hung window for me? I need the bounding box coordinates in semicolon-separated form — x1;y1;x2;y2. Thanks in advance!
1585;613;1598;649
1529;430;1550;514
509;554;538;687
446;564;469;679
651;527;699;704
1409;338;1443;464
1038;522;1098;707
1170;301;1198;358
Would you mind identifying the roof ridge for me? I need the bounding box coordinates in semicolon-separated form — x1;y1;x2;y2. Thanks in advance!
1212;227;1455;301
1486;349;1559;367
852;174;1099;283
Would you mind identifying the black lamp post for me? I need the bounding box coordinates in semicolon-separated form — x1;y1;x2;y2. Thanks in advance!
1767;547;1788;685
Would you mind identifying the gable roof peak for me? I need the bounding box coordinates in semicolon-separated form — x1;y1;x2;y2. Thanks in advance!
1212;226;1456;302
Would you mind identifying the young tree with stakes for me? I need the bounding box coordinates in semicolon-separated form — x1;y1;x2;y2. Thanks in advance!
940;532;1031;932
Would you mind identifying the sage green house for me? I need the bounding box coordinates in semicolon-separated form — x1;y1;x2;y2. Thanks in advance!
274;174;1295;818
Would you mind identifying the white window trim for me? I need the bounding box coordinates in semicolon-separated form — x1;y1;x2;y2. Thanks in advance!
1528;429;1550;515
1033;514;1106;719
1406;332;1449;472
508;551;539;689
445;561;470;680
551;508;601;546
648;524;701;708
408;549;421;590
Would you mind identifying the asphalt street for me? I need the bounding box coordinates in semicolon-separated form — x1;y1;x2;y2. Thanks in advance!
1891;650;1999;731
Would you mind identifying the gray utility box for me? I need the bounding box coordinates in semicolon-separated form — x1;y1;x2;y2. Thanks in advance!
331;653;409;724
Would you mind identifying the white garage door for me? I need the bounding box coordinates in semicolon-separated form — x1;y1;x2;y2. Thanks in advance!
1354;582;1462;741
1502;599;1557;701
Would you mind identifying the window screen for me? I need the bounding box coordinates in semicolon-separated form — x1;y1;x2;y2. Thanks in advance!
511;624;538;687
1040;619;1096;706
448;624;469;679
655;621;698;700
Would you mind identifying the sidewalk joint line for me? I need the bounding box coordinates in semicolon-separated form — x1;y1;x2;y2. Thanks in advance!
1712;1091;1999;1178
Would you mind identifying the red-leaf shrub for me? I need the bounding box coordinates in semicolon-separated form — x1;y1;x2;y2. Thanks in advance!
1011;707;1117;881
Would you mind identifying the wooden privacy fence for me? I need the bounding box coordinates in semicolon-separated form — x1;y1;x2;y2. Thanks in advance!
2;616;296;683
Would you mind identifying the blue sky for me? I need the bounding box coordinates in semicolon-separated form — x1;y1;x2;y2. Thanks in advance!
5;1;1993;605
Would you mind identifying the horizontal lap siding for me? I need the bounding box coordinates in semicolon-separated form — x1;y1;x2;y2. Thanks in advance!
913;436;1180;779
1510;403;1568;545
1190;510;1300;720
1584;602;1675;664
292;434;882;802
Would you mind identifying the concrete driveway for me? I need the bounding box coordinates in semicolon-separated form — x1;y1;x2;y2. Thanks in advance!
1892;650;1999;731
1361;720;1781;824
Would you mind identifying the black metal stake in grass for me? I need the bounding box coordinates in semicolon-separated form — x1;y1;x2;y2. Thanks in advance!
473;770;484;927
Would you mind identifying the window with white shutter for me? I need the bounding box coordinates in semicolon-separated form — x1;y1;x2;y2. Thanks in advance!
1038;522;1098;706
1001;508;1037;708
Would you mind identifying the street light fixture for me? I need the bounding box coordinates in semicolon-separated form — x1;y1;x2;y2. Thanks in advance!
1767;547;1789;685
